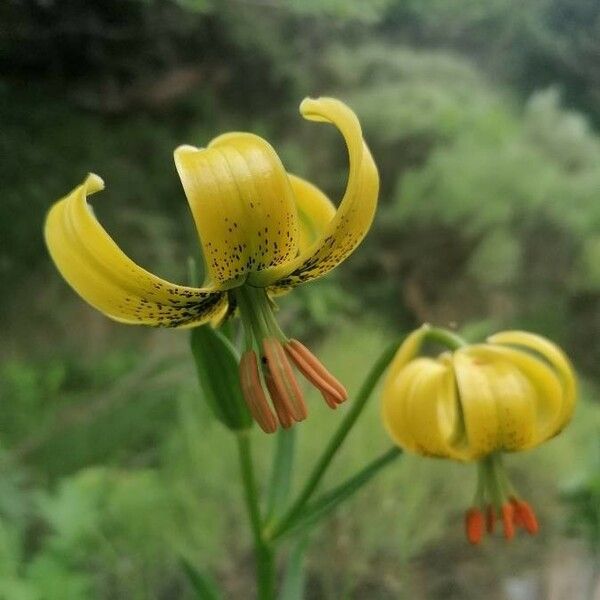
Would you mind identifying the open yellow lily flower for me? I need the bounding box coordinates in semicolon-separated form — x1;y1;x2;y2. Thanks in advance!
381;325;577;544
45;97;379;433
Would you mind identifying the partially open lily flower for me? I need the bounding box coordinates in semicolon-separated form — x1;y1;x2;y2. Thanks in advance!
45;97;379;433
381;325;577;544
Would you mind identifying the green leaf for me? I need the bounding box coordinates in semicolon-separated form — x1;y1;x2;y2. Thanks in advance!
190;325;252;431
277;448;401;539
181;559;222;600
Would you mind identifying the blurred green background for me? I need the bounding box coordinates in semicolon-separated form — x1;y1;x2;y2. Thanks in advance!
1;1;599;598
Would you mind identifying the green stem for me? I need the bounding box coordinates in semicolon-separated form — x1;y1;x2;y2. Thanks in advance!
272;446;401;540
236;432;276;600
265;339;401;540
425;327;467;350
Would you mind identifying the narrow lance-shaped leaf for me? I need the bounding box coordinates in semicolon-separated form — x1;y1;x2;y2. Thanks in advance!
180;558;223;600
275;447;401;539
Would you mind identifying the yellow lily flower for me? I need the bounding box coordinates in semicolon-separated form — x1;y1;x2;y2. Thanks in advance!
45;97;379;433
381;325;577;544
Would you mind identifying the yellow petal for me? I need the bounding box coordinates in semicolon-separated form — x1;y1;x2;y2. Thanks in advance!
460;346;538;453
174;133;299;289
265;175;336;299
44;174;227;327
382;358;431;454
487;331;577;432
251;97;379;288
484;344;565;446
288;174;336;254
381;324;431;389
453;348;504;459
402;359;466;459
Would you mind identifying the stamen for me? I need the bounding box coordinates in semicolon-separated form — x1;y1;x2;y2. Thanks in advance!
512;504;523;528
512;499;539;535
273;341;308;421
485;505;496;534
264;372;294;429
263;338;307;424
285;339;347;407
469;456;539;544
322;390;343;409
288;340;347;400
239;350;277;433
465;507;485;545
501;503;515;541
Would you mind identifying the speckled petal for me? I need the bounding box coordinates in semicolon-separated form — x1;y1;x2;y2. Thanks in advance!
459;347;537;453
251;97;379;288
174;133;299;288
484;344;564;446
44;174;227;327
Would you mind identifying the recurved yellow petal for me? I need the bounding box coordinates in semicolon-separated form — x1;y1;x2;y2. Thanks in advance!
252;97;379;289
484;344;564;446
44;174;227;327
174;132;299;288
383;324;431;390
403;359;465;458
453;348;503;459
465;347;538;452
488;331;577;430
288;174;336;253
382;358;430;454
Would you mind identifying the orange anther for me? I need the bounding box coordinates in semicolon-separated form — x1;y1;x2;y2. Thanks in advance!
465;508;485;545
501;503;515;541
239;350;277;433
264;372;294;429
285;339;347;407
512;500;539;535
263;338;307;424
271;339;308;420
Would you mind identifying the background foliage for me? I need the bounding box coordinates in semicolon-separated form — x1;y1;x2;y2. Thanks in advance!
1;0;599;598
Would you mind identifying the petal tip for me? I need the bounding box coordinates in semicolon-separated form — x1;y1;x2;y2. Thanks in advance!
299;96;347;123
299;96;317;113
84;173;104;194
174;144;200;162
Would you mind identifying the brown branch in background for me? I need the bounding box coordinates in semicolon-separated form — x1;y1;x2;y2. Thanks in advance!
403;276;432;324
71;66;210;113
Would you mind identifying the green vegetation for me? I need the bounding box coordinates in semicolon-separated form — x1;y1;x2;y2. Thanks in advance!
2;0;599;597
